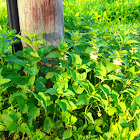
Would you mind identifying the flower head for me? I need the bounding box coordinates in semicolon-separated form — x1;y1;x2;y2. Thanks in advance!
113;59;122;65
116;68;122;73
90;53;98;60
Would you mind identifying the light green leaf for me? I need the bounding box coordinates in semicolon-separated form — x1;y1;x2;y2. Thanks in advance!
68;101;77;110
70;115;77;125
72;82;84;94
45;72;54;79
71;53;82;65
35;31;47;40
46;51;61;58
24;30;33;41
0;78;11;85
95;63;107;79
28;75;36;88
106;63;118;73
105;75;121;80
63;130;72;140
129;130;140;140
85;112;94;124
76;93;89;105
95;125;102;133
100;84;111;100
134;119;140;131
126;40;139;44
0;114;13;125
63;89;75;97
107;107;117;116
56;99;67;112
118;116;128;127
32;92;48;112
15;35;32;46
46;88;57;95
0;125;5;131
30;52;40;58
118;102;126;113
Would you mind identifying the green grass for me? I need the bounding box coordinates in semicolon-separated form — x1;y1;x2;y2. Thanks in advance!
0;0;8;30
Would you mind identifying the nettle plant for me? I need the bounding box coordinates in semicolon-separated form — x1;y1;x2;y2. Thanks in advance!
0;28;140;140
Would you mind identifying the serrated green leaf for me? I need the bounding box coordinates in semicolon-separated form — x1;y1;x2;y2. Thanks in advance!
5;122;18;133
46;51;61;58
44;118;54;134
63;130;72;140
0;114;13;125
35;77;46;92
71;53;82;65
28;104;40;126
32;92;47;112
9;90;27;99
24;66;39;75
76;93;89;105
19;123;32;136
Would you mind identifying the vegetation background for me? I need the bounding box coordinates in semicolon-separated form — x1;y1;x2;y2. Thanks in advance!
0;0;140;139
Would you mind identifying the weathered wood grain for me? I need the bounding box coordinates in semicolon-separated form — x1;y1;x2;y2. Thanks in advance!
17;0;64;49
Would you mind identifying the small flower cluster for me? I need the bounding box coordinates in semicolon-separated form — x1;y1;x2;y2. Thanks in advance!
90;52;98;60
113;59;122;65
116;68;122;73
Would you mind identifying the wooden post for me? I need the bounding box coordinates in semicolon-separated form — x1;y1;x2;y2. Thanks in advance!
17;0;64;49
6;0;22;51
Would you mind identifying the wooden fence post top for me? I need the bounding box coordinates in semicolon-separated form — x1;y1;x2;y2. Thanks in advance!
17;0;64;49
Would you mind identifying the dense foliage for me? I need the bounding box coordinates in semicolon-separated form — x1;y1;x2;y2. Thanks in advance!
0;0;140;139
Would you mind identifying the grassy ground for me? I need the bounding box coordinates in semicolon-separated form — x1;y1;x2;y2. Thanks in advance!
0;0;8;30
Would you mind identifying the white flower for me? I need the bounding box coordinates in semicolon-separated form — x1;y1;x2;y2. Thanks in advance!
90;53;98;60
116;68;122;73
113;59;122;65
59;63;62;68
64;55;68;60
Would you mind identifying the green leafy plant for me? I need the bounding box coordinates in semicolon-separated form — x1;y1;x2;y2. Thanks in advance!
0;0;140;139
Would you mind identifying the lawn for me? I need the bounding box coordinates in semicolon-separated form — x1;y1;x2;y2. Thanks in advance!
0;0;140;139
